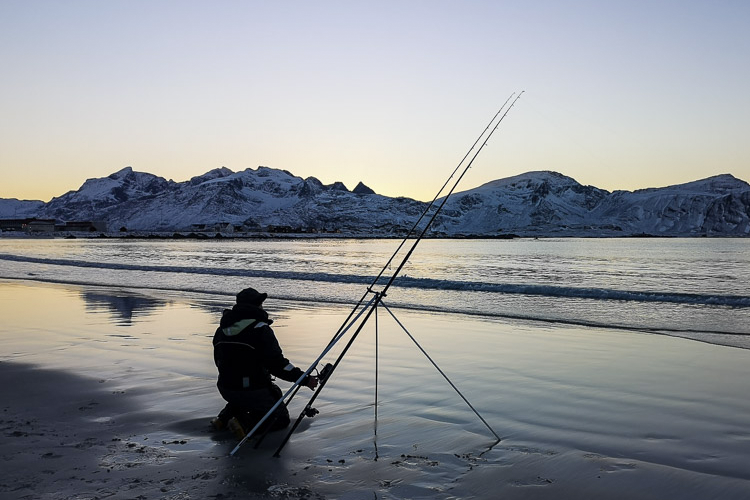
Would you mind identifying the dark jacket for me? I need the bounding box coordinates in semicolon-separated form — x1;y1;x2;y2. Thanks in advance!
213;303;305;391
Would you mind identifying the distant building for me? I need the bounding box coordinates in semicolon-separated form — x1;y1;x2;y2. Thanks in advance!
0;218;56;232
27;219;56;232
56;221;107;232
0;218;32;231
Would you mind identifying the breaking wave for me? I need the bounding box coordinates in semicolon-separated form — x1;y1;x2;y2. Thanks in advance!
2;253;748;308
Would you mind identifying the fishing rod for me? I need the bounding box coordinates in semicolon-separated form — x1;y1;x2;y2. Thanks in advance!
376;91;524;296
269;91;524;457
301;91;521;356
365;91;518;291
235;93;525;452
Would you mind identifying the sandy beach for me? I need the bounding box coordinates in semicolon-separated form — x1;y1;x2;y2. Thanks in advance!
2;279;750;499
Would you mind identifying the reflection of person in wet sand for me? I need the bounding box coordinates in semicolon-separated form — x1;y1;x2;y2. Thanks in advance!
210;287;318;438
81;291;165;325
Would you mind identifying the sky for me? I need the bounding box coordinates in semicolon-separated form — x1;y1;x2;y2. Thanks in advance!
1;0;748;202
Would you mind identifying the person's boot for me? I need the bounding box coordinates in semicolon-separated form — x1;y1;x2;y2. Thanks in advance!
210;404;237;431
227;417;246;440
209;416;226;431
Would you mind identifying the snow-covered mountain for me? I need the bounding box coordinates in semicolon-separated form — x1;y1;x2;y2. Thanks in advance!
40;167;175;223
35;166;426;234
0;198;45;219
434;171;610;235
433;171;750;236
5;167;750;236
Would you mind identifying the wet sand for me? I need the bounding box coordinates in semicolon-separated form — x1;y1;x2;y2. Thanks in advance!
2;279;750;499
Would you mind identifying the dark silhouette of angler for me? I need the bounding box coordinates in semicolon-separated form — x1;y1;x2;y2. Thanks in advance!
231;92;524;457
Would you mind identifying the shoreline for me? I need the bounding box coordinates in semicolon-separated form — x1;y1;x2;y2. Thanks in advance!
3;230;748;240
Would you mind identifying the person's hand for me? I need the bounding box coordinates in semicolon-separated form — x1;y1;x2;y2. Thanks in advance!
305;375;319;390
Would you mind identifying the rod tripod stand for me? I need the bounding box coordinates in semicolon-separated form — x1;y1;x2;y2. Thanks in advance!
229;91;522;457
231;290;500;458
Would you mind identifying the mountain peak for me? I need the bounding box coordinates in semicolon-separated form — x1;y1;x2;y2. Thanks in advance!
679;173;749;192
109;166;134;179
327;181;349;192
353;182;375;195
476;171;581;190
632;173;750;195
189;167;234;185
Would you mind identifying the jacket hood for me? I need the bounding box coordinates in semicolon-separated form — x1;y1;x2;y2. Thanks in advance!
219;303;272;329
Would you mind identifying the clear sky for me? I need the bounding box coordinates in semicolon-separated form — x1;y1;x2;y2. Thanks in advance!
1;0;748;202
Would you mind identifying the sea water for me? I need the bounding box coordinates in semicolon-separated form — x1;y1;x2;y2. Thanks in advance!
0;237;748;347
3;236;750;498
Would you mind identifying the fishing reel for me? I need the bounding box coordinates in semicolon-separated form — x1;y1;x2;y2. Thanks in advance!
318;362;334;383
301;363;334;418
303;407;320;418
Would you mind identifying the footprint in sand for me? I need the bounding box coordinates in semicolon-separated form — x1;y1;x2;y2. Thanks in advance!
510;476;554;487
583;453;637;473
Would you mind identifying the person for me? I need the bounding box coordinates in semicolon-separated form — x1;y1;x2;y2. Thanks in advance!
211;287;318;439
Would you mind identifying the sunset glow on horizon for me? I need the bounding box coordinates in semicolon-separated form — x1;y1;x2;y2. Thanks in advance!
1;1;748;202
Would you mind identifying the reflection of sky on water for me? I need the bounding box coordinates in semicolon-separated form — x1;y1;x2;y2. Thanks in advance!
0;280;221;384
81;289;168;326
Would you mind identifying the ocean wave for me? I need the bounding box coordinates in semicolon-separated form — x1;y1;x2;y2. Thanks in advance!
2;253;749;308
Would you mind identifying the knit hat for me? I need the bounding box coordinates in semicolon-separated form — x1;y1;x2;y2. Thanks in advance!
236;287;267;306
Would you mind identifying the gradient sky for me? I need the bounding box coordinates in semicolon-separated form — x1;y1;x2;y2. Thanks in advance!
1;1;748;202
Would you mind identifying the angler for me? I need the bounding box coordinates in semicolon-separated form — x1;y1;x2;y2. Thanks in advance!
210;287;319;439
